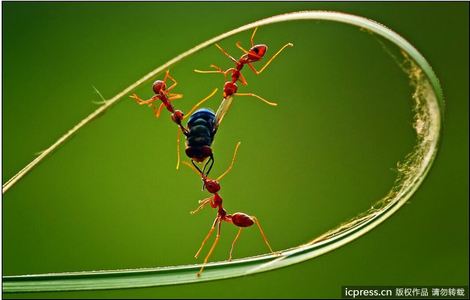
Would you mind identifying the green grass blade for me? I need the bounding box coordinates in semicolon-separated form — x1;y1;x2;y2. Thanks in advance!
3;10;443;293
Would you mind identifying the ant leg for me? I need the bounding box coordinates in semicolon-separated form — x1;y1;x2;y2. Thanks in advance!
163;69;171;82
215;65;239;80
234;26;259;54
250;27;258;46
162;70;177;92
234;92;278;106
194;65;228;79
154;103;165;118
224;67;239;79
168;93;183;101
235;41;250;55
253;216;274;253
197;219;222;277
207;67;245;85
216;142;241;181
195;216;219;259
153;94;182;118
165;71;178;92
247;42;294;75
130;93;158;105
194;69;223;75
228;228;242;261
214;43;238;63
168;93;184;108
210;64;224;72
183;88;218;120
190;196;213;215
238;71;248;86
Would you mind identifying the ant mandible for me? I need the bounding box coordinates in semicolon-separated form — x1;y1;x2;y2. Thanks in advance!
194;27;293;124
129;70;219;174
183;142;274;276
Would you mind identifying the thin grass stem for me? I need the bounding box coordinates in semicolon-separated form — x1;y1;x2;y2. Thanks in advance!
3;11;443;293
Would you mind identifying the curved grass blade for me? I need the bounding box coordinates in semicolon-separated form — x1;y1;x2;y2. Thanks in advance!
3;10;443;293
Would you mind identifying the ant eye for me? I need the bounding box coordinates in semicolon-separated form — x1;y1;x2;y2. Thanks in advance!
253;47;259;53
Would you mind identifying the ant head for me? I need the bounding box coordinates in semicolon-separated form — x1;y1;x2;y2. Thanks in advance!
171;110;184;125
152;80;166;94
223;81;238;98
204;179;220;193
248;44;268;60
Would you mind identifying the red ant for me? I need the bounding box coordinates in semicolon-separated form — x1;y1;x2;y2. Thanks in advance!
195;27;293;124
130;70;184;118
183;142;274;276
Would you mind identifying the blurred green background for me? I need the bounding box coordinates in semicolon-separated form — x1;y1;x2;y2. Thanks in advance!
2;2;468;299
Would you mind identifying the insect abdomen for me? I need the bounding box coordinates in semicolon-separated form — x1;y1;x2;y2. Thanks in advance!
185;109;216;161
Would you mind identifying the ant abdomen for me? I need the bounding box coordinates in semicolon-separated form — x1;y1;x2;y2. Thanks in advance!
231;213;254;227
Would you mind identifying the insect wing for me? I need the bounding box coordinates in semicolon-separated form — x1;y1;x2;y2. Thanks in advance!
215;96;233;128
